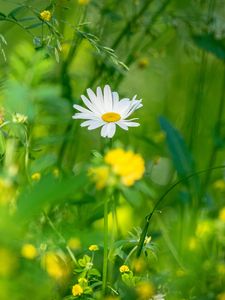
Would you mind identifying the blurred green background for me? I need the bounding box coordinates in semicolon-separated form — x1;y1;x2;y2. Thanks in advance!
0;0;225;300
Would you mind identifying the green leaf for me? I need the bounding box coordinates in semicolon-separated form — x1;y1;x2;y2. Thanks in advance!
159;116;195;177
16;173;86;221
25;22;43;30
193;33;225;61
121;187;143;207
0;12;6;20
8;6;25;20
0;130;5;155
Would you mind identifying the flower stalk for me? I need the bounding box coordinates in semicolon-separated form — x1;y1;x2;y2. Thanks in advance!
102;192;109;294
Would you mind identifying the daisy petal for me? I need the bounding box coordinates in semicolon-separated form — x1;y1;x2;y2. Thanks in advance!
101;124;108;138
96;86;105;109
80;120;94;127
103;85;113;111
112;92;119;110
123;100;143;118
88;120;105;130
73;104;92;114
116;121;129;130
124;121;140;127
115;98;130;114
107;123;116;138
81;95;100;115
72;113;99;120
87;88;104;113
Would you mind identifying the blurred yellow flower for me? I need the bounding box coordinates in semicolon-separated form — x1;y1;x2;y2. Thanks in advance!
78;0;90;5
218;292;225;300
21;244;38;260
217;263;225;275
213;179;225;191
67;237;81;250
0;178;15;205
88;166;110;190
40;10;51;22
153;131;166;143
219;207;225;222
0;248;17;277
94;204;133;236
42;252;68;280
133;257;146;273
176;269;186;277
72;284;83;296
136;281;154;300
53;168;60;178
188;237;198;251
119;265;130;273
31;172;41;182
138;57;149;69
104;148;145;186
88;244;99;251
196;220;213;238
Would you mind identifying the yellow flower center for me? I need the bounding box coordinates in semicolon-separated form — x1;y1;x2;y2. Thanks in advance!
102;112;121;123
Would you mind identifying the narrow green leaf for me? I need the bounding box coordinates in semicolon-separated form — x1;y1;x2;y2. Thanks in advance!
8;6;25;19
193;33;225;61
0;12;6;20
159;116;195;177
25;22;43;30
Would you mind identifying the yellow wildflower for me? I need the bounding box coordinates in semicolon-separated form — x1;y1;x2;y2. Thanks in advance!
31;172;41;182
78;0;90;5
42;252;68;280
219;207;225;222
213;179;225;191
119;265;130;273
40;10;51;22
67;238;81;250
104;148;145;186
72;284;83;296
21;244;38;260
218;292;225;300
136;281;154;300
88;166;110;190
88;244;99;251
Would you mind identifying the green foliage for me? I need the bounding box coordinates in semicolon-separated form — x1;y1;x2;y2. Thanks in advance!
0;0;225;300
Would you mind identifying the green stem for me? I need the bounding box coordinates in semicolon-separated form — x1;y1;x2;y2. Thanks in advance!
136;164;225;257
44;212;77;264
201;64;225;193
102;194;109;295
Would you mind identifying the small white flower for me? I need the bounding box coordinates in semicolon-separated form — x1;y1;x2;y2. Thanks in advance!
72;85;143;138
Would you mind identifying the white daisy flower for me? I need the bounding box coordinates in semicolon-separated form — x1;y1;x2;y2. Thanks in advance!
72;85;143;138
